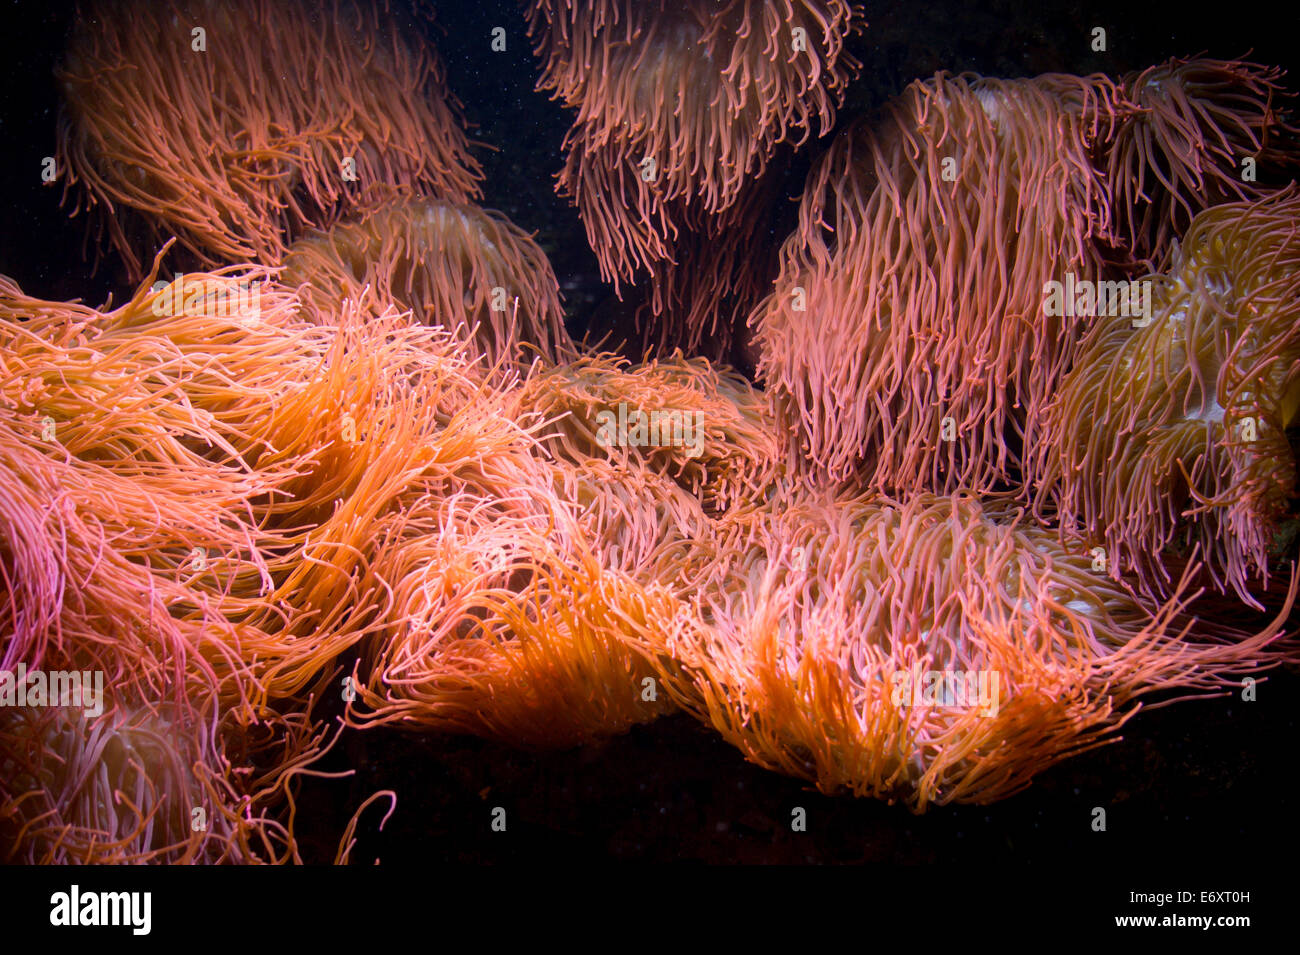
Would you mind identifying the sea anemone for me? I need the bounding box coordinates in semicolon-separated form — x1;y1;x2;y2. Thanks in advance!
0;262;506;711
57;0;482;277
349;485;683;747
1107;57;1299;264
0;683;352;864
633;491;1291;810
751;70;1125;492
527;0;862;355
1033;188;1300;606
282;197;574;367
1;694;226;863
515;351;786;513
0;267;315;712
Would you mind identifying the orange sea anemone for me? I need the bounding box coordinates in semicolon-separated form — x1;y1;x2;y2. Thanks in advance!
350;484;684;747
0;268;473;861
282;197;574;368
633;491;1291;811
0;261;511;712
527;0;862;354
216;303;535;707
1107;57;1299;264
57;0;482;277
751;70;1125;493
516;351;786;513
0;267;318;712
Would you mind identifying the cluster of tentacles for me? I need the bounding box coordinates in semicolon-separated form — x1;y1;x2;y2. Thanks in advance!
751;59;1299;494
6;0;1300;866
526;0;864;358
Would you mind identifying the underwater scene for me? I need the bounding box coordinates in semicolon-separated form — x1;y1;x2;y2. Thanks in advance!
0;0;1298;907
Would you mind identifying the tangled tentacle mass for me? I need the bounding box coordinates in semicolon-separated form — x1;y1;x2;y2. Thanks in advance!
5;0;1300;864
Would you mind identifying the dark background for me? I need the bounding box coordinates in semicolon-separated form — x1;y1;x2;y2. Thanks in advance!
1;0;1298;866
